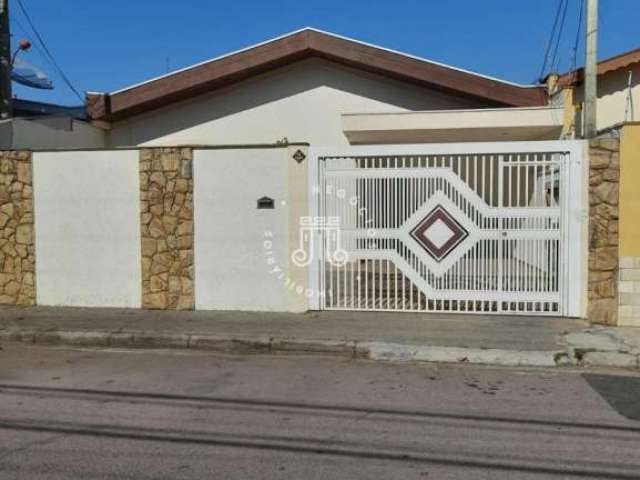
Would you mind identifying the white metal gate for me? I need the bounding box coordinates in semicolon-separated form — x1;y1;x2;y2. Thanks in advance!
308;142;586;316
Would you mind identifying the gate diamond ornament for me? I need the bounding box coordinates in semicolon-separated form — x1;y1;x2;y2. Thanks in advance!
317;144;580;316
409;204;469;262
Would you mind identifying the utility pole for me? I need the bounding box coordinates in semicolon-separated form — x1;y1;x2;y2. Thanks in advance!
583;0;598;138
0;0;11;120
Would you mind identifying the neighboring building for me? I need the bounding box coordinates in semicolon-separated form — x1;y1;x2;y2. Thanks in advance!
544;48;640;326
12;98;87;119
0;99;106;150
550;48;640;137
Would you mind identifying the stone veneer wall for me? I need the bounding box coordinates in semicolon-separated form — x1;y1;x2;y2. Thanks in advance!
0;151;35;305
139;148;194;309
587;138;620;325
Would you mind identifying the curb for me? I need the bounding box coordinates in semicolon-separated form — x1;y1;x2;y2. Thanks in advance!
360;342;561;367
1;329;638;369
0;330;357;358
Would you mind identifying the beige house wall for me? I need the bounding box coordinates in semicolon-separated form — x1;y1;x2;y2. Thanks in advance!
286;145;310;313
32;150;141;308
108;58;492;148
618;123;640;326
193;147;296;311
341;107;564;144
595;65;640;131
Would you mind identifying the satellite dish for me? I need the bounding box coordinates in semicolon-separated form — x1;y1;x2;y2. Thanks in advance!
11;57;54;90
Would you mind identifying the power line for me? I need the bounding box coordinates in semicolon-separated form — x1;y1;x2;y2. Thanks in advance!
12;13;69;93
14;0;82;101
549;0;569;73
538;0;565;80
0;0;13;118
570;0;584;71
11;14;51;67
14;0;83;102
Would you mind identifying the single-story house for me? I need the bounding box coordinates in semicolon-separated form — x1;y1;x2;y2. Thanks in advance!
84;28;553;147
1;28;639;328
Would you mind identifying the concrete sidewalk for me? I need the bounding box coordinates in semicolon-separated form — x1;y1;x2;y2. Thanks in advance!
1;306;639;369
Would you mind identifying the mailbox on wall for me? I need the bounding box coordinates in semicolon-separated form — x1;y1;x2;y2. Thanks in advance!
257;196;275;209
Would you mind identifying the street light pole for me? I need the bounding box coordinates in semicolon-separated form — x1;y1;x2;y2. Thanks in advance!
0;0;12;120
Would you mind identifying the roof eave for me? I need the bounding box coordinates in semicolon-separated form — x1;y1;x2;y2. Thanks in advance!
87;29;547;122
557;47;640;88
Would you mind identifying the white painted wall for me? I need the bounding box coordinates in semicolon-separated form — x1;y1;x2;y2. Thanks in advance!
110;58;489;147
194;148;293;311
33;150;141;307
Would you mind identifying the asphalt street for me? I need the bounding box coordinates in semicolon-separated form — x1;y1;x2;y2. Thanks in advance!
0;345;639;479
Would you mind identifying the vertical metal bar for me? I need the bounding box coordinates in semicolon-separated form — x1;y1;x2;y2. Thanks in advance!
489;155;495;294
376;173;381;309
319;158;326;309
329;172;335;309
349;176;354;308
409;176;414;310
394;244;398;310
401;172;406;310
372;175;377;309
471;155;477;293
497;155;504;312
384;177;390;307
364;176;368;310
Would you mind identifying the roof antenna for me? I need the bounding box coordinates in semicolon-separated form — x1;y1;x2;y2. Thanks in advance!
624;70;634;122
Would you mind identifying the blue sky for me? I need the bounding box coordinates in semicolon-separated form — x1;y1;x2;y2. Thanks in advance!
9;0;639;106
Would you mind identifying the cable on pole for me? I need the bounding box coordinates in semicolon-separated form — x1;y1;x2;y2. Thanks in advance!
14;0;83;102
570;0;584;72
11;14;52;67
549;0;569;73
538;0;565;81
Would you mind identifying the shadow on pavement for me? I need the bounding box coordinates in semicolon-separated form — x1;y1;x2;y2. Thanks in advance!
2;383;640;478
583;374;640;421
0;416;638;479
2;383;640;433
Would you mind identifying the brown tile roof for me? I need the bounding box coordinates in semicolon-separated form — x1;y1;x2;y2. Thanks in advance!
86;29;547;121
558;47;640;88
